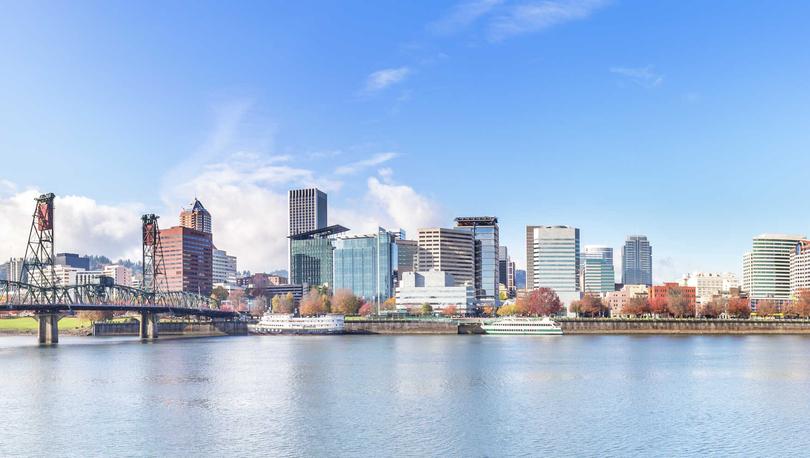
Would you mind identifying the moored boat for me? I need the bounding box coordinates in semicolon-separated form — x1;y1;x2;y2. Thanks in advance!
481;316;563;335
249;313;345;335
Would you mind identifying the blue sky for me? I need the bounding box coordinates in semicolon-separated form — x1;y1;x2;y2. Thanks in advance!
1;0;810;278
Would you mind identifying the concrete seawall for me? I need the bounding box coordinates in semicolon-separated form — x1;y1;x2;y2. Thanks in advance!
558;319;810;334
345;320;459;334
93;320;248;337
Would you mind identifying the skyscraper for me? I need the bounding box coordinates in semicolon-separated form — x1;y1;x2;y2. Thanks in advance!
498;246;515;297
454;217;499;303
212;247;238;286
743;233;805;307
525;225;580;305
394;238;418;281
581;245;615;295
179;198;212;234
288;188;327;236
160;226;213;295
622;235;652;286
333;228;396;302
416;228;475;287
289;225;348;288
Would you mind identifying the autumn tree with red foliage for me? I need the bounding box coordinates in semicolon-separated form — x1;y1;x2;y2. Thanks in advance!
789;290;810;318
576;294;607;317
727;297;751;318
621;296;649;317
358;300;373;316
649;296;669;317
699;298;725;318
756;299;778;317
442;304;458;316
522;288;563;316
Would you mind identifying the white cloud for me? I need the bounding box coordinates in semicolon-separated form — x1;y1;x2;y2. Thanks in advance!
364;67;411;92
430;0;504;34
610;65;664;88
334;152;398;175
0;187;144;264
488;0;608;41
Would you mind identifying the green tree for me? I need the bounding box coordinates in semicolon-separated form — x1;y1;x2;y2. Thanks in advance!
420;303;433;316
211;286;229;305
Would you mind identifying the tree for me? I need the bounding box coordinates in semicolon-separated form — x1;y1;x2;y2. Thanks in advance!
667;287;694;318
497;303;517;316
271;292;295;314
211;286;229;305
649;296;669;317
791;290;810;318
756;299;778;317
299;288;328;316
442;304;458;317
228;289;246;312
250;295;268;317
578;294;607;317
481;305;495;316
727;297;751;318
420;303;434;316
622;296;649;317
331;289;360;315
77;310;113;322
499;290;508;301
700;298;725;319
358;300;373;316
382;297;397;311
523;288;563;316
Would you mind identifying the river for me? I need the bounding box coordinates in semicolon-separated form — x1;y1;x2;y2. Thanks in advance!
1;334;809;457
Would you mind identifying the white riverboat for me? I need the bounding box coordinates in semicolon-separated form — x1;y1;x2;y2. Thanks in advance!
481;316;563;335
249;313;345;335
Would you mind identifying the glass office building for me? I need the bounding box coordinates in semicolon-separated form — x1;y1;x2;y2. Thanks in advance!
454;217;499;304
333;228;396;302
622;235;652;286
526;225;580;306
289;225;348;288
582;245;615;295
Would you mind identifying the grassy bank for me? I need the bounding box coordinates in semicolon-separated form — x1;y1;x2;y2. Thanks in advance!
0;317;92;333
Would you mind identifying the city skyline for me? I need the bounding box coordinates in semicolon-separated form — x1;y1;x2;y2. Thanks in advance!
3;2;810;280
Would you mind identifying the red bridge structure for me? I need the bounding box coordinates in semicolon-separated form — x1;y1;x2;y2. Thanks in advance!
0;193;237;344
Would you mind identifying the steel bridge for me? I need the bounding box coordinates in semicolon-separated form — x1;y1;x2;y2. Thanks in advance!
2;193;238;344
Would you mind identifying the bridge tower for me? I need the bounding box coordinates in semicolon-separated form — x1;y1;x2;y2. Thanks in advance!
21;193;61;344
140;214;166;339
21;193;57;301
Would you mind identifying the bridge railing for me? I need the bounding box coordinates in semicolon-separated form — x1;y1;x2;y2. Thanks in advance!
0;280;217;311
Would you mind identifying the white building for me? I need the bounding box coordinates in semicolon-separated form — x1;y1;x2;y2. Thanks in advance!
76;270;105;285
103;265;132;287
743;233;805;307
790;240;810;296
53;264;80;286
525;225;580;307
681;272;738;304
213;248;238;286
395;271;476;314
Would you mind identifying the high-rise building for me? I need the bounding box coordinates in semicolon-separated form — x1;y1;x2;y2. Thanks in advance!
498;246;515;297
160;226;214;295
103;265;132;287
7;257;24;282
416;228;475;287
289;225;348;288
622;235;652;286
681;272;738;304
288;188;327;236
394;238;418;281
790;240;810;297
333;228;396;302
179;198;212;234
212;248;238;286
55;253;90;270
454;217;499;303
743;233;805;307
526;225;580;305
581;245;615;295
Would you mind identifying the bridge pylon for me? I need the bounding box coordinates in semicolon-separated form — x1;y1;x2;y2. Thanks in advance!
21;193;57;303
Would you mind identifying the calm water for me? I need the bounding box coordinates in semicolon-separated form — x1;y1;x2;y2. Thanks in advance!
2;334;810;457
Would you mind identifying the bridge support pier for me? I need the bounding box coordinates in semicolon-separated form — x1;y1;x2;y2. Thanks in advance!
139;312;159;340
36;313;59;345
